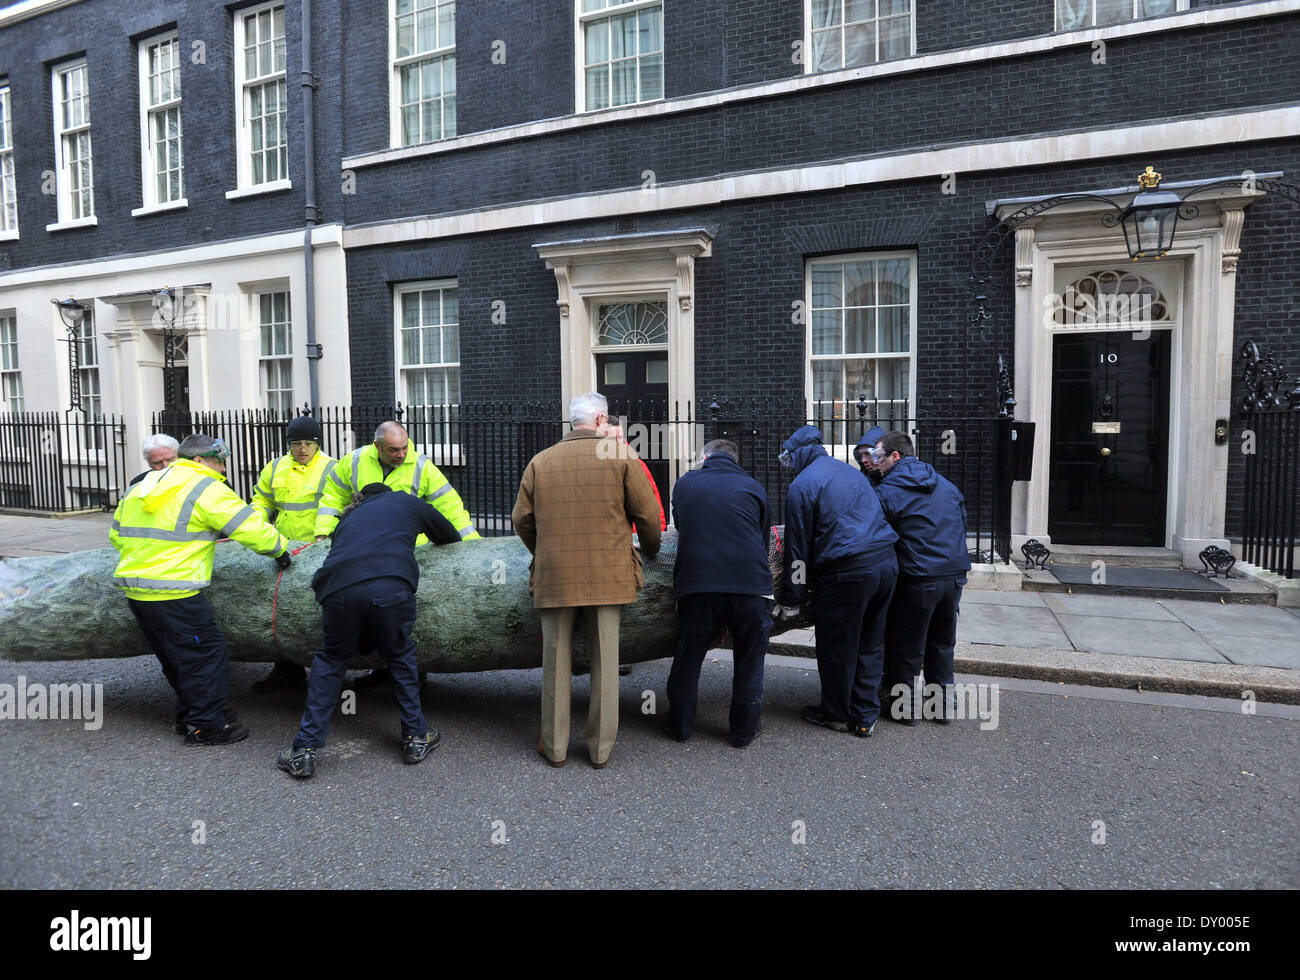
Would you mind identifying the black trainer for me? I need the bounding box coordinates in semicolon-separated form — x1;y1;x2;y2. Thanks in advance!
800;705;849;732
276;745;317;778
184;721;249;746
252;661;307;693
731;722;762;748
880;695;919;727
403;729;441;764
174;709;239;736
852;721;876;738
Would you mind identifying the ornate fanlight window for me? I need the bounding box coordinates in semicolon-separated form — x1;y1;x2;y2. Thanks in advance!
1053;269;1172;327
596;301;668;346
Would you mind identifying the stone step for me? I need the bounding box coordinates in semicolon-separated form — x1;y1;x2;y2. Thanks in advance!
1024;544;1184;569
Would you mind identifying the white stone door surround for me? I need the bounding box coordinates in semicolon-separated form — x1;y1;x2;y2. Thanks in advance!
535;228;712;409
1008;189;1260;566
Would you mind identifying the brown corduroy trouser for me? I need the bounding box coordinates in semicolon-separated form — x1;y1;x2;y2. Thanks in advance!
539;604;622;765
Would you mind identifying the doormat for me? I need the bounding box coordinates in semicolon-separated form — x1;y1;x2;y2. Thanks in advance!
1048;564;1228;591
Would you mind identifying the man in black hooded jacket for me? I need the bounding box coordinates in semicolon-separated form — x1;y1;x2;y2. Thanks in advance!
276;483;462;777
874;432;972;725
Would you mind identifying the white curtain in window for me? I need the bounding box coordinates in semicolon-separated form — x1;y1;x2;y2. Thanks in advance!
1140;0;1176;15
1057;0;1090;29
811;0;840;71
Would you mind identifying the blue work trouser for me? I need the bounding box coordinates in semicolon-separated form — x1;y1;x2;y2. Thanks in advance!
667;593;772;742
811;560;899;726
882;574;963;716
127;593;231;730
295;577;427;748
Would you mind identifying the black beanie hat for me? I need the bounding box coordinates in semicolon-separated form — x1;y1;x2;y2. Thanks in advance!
286;416;321;443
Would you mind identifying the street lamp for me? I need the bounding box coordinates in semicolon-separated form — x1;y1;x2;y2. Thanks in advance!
149;287;180;416
1117;166;1182;261
52;297;90;412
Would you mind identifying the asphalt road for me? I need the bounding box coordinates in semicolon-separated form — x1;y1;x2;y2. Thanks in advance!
1;654;1296;889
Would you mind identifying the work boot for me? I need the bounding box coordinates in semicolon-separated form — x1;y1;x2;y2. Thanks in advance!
184;721;249;746
276;745;317;778
252;661;306;693
403;729;441;764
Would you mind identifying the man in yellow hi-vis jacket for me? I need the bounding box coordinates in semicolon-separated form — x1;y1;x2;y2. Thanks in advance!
249;415;337;693
111;433;290;745
314;421;479;543
313;420;479;688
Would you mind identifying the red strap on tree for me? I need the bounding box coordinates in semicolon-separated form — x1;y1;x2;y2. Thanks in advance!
270;541;316;649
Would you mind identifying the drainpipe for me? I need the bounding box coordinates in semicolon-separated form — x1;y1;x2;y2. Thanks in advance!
301;0;322;409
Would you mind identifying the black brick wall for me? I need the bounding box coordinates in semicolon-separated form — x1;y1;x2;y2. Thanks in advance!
339;13;1300;226
0;0;331;271
346;135;1300;537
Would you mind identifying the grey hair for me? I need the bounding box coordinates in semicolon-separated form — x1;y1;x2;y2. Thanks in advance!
177;433;221;459
569;392;608;427
140;433;179;460
373;420;408;442
700;439;740;464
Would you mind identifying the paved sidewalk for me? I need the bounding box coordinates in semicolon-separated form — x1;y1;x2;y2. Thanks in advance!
0;511;113;558
771;588;1300;703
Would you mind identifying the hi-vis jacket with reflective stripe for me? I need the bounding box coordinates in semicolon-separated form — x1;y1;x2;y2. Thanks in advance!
110;458;288;602
313;444;480;544
250;450;337;542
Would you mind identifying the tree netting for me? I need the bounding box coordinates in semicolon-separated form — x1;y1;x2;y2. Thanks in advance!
0;530;805;671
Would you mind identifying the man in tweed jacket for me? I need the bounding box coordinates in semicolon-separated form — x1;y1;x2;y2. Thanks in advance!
512;392;663;769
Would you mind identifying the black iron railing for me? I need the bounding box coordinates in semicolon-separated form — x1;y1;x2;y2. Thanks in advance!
0;411;129;513
1239;342;1300;578
152;400;1015;561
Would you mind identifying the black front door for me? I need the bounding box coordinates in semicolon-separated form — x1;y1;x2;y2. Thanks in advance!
595;350;669;508
1048;330;1170;546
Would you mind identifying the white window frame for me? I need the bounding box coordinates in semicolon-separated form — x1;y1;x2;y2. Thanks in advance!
50;59;96;228
804;0;916;75
0;313;22;413
574;0;664;114
393;279;461;461
0;84;17;239
135;32;187;215
388;0;457;148
1055;0;1189;30
231;1;290;195
255;290;294;415
804;250;918;454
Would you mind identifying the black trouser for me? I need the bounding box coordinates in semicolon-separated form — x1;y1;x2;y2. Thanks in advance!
128;593;231;730
294;577;427;748
811;559;899;726
667;593;772;741
882;574;963;716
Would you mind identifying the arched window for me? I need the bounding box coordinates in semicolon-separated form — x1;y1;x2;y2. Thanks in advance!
1053;269;1173;327
596;301;668;347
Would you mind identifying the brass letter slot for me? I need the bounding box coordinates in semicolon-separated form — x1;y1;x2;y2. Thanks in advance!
1092;422;1122;434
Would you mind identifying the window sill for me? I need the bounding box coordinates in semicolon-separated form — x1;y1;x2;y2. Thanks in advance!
0;229;17;241
132;198;189;217
46;216;98;233
225;179;292;200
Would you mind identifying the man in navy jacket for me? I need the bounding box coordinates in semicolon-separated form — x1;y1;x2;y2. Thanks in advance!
874;432;972;725
854;425;888;487
276;483;462;778
665;439;773;747
777;425;899;736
